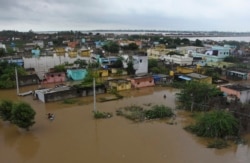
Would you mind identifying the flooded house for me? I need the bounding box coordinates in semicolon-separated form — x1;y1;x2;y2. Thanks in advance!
67;68;87;81
34;85;75;103
152;74;172;85
128;75;155;88
220;84;250;103
106;78;131;91
34;84;107;103
18;74;40;86
42;72;66;84
175;73;212;84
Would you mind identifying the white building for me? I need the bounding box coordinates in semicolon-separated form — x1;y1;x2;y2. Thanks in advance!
133;53;148;75
0;43;6;51
160;54;193;66
121;52;148;75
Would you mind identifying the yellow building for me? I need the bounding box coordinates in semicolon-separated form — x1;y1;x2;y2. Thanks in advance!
68;51;77;58
79;49;91;57
108;79;131;91
147;45;175;60
55;48;65;56
95;69;109;77
186;73;212;84
176;66;195;74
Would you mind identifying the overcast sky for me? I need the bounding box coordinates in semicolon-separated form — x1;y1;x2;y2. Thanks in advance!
0;0;250;32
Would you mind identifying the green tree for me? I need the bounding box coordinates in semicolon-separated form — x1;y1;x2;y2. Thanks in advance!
102;41;119;53
0;100;13;121
74;59;87;68
0;62;27;88
148;59;158;69
176;81;223;112
128;43;139;50
0;48;6;57
53;64;66;72
193;39;203;47
11;102;36;131
126;61;135;75
187;110;239;138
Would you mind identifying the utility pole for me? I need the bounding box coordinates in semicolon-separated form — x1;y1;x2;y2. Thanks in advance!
15;67;20;95
93;78;97;112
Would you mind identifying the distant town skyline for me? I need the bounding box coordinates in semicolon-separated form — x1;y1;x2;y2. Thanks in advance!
1;0;250;32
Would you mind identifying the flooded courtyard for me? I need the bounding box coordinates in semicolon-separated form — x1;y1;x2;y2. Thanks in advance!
0;86;250;163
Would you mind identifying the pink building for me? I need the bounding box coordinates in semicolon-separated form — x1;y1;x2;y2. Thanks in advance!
128;75;155;88
220;84;250;103
42;72;66;84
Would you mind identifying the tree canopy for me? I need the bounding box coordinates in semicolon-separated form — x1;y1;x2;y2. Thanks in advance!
11;102;36;131
176;81;223;111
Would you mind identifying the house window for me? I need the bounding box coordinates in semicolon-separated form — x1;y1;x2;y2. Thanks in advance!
58;74;61;77
137;82;140;85
51;75;54;77
140;59;142;63
149;80;152;83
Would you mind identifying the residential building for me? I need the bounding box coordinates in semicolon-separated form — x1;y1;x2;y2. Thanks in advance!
67;69;87;81
191;46;230;66
128;75;155;88
132;52;148;75
160;54;193;66
220;84;250;103
106;79;131;91
42;72;66;84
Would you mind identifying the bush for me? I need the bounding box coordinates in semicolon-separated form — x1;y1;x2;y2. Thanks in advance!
186;110;239;138
116;105;174;122
93;111;113;119
144;105;174;119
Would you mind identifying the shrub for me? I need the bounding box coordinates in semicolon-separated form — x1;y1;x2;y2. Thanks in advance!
144;105;174;119
93;111;113;119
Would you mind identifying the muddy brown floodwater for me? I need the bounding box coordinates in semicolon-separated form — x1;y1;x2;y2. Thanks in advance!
0;86;250;163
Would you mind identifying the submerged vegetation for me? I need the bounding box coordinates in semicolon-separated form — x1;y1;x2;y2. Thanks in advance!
207;139;230;149
116;105;174;122
184;110;240;149
93;111;113;119
185;110;239;138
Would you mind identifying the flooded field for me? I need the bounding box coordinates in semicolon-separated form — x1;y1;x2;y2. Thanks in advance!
0;86;250;163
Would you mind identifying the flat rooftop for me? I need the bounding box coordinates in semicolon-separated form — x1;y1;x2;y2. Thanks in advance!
223;84;250;91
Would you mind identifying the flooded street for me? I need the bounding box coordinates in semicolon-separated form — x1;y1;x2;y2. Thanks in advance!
0;86;250;163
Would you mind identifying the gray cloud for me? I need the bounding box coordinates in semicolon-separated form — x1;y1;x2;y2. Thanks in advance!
0;0;250;31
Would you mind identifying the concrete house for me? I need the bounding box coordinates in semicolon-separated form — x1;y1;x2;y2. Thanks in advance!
160;54;193;66
176;73;212;84
67;69;87;81
132;52;148;75
192;46;230;66
225;69;250;80
42;72;66;84
106;79;131;91
220;84;250;103
128;75;155;88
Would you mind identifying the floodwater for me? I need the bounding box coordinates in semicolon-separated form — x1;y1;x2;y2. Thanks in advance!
0;86;250;163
